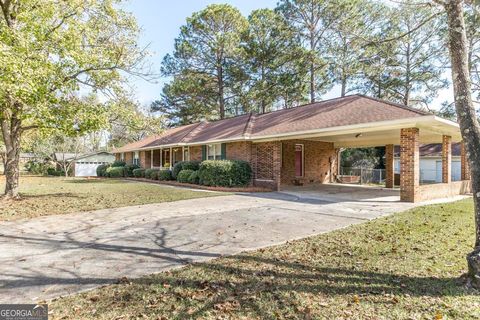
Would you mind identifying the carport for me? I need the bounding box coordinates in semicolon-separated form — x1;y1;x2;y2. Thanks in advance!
270;114;470;202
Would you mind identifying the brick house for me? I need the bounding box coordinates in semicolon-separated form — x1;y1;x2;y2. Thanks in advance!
113;95;470;203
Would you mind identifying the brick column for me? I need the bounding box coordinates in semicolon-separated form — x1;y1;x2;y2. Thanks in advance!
272;142;282;191
385;144;395;188
442;135;452;183
400;128;419;202
461;141;471;180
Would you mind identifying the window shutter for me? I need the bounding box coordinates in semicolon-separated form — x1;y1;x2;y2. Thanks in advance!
202;145;206;161
221;143;226;160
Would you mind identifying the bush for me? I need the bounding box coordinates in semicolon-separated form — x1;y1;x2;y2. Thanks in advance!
47;167;65;176
145;168;159;180
158;169;173;181
96;164;110;177
111;160;126;167
132;168;145;178
25;161;53;175
172;161;201;179
198;160;252;187
177;169;194;183
124;164;140;177
188;170;200;184
106;166;124;178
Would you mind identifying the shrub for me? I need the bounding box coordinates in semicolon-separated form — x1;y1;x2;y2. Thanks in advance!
188;170;200;184
158;169;173;181
25;161;53;175
111;160;126;167
96;164;110;177
177;169;194;183
47;167;65;176
106;166;124;178
198;160;252;187
173;161;201;179
132;168;145;178
124;164;140;177
145;168;159;180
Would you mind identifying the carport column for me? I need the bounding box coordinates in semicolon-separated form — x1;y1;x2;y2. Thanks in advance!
150;150;153;168
400;128;420;202
461;141;470;180
442;135;452;183
385;144;395;188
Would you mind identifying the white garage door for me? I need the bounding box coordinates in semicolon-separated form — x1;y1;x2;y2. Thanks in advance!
75;162;101;177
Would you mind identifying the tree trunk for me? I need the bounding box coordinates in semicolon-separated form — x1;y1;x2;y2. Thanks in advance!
217;64;225;119
444;0;480;288
1;116;22;199
309;29;316;103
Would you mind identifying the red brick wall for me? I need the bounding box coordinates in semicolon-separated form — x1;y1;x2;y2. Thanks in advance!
385;144;394;188
190;146;202;161
226;142;252;162
461;142;470;180
442;135;452;183
124;152;133;165
115;153;121;161
400;128;419;202
280;140;337;185
140;151;152;168
251;141;281;190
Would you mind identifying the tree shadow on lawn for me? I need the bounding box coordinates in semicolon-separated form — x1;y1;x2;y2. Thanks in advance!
130;254;477;319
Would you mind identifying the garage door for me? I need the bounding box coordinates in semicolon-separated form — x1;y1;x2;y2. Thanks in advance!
75;162;101;177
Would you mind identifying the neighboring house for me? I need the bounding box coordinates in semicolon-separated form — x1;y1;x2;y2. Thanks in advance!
112;94;468;203
53;152;115;177
394;143;462;183
0;152;42;174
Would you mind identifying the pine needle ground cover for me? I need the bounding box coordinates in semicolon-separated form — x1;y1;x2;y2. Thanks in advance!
51;199;479;319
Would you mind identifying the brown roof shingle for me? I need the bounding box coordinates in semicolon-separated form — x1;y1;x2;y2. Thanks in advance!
113;95;431;152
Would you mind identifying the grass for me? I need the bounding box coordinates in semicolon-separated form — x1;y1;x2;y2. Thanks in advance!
0;176;221;221
50;199;479;320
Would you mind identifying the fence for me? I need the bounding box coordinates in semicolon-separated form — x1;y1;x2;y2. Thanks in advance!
339;167;462;186
339;167;386;185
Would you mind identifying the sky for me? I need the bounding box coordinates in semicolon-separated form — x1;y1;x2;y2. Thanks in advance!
124;0;453;109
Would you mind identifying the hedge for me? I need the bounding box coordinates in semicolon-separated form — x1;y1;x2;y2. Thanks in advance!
132;168;145;178
172;161;201;179
111;160;126;167
177;169;194;183
158;169;173;181
47;167;65;176
198;160;252;187
188;170;200;184
145;168;159;180
96;164;110;177
124;164;140;177
106;166;124;178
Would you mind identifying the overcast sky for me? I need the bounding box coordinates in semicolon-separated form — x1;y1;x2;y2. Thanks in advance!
125;0;453;110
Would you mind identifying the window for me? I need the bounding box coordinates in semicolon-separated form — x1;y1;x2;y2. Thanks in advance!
295;144;304;177
133;151;140;166
207;144;222;160
120;153;125;161
183;147;190;161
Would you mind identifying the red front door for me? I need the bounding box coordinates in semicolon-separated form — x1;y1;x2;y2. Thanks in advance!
295;144;303;177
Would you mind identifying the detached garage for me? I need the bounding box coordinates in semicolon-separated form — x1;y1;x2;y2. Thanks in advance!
73;152;115;177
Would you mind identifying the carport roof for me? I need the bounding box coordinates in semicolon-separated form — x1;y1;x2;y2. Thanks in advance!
113;95;460;152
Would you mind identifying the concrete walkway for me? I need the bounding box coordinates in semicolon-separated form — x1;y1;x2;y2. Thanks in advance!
0;188;467;303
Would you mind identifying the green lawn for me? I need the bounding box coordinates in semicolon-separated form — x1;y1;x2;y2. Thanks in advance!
0;176;220;221
50;199;479;320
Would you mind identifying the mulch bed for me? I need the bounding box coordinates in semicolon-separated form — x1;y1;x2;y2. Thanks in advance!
124;178;273;193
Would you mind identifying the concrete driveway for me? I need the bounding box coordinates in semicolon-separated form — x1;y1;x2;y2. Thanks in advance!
0;185;465;303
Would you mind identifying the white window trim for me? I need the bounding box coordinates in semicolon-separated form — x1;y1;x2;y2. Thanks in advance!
207;143;222;160
295;144;304;178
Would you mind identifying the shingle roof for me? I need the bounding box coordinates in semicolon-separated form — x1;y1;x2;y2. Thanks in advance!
113;95;431;153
